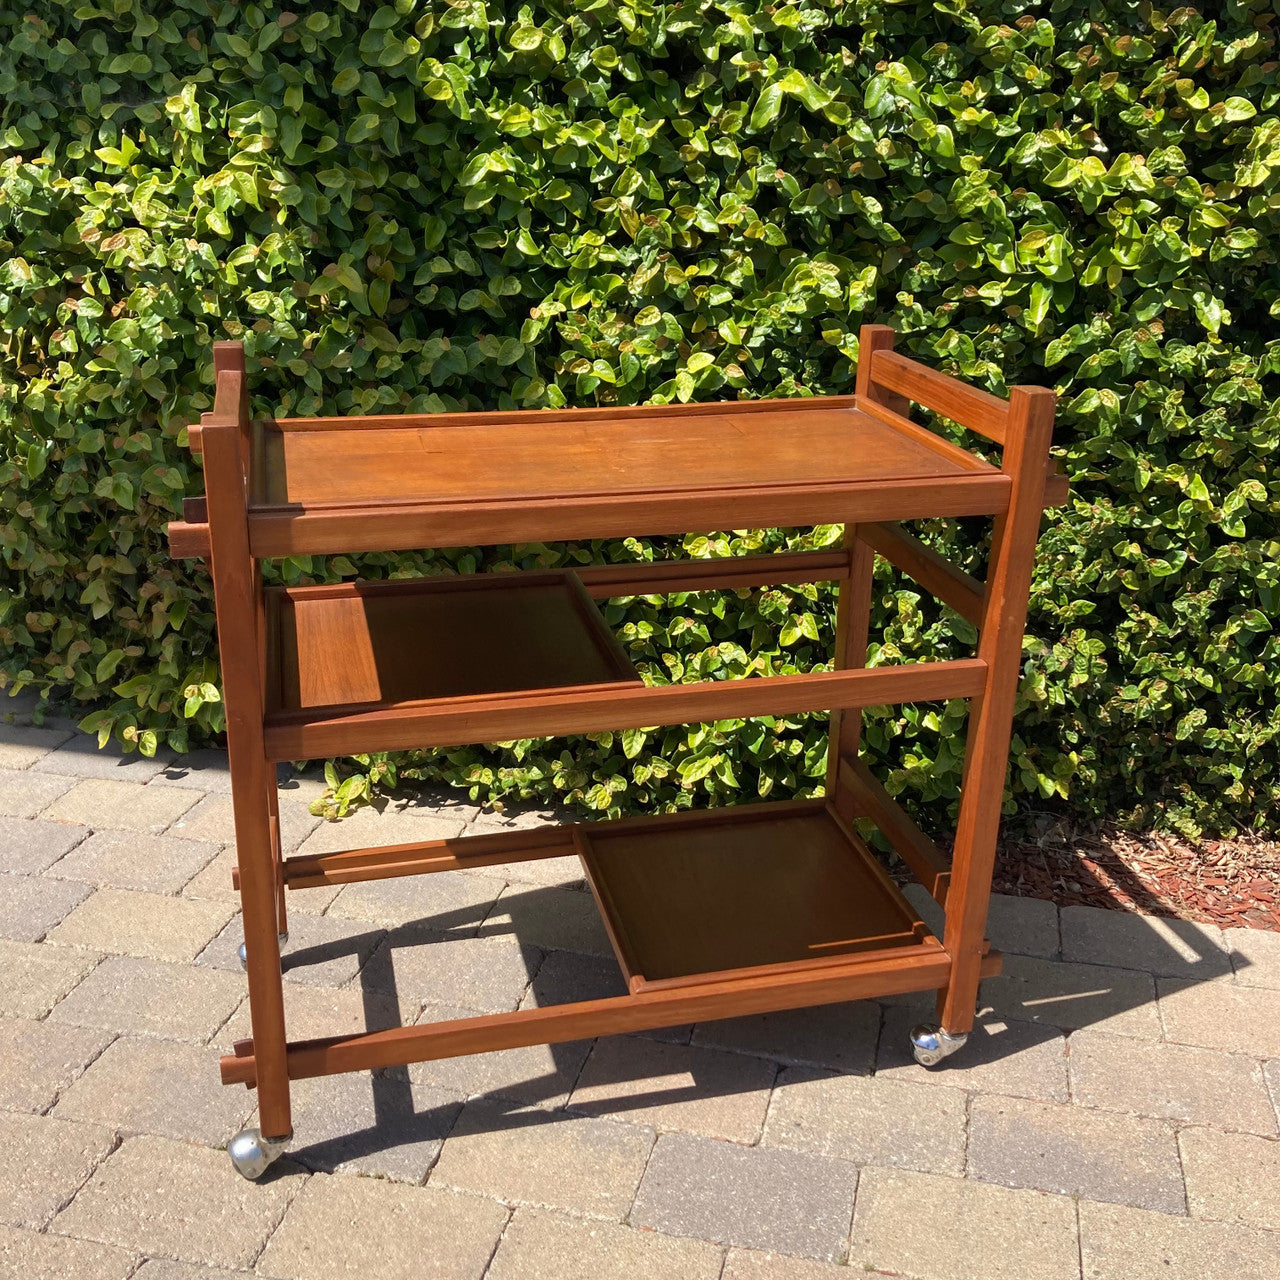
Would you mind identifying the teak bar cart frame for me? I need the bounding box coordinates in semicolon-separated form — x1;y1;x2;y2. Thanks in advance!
168;324;1064;1179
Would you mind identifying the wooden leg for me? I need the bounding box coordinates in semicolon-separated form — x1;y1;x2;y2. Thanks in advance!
267;783;287;940
935;387;1054;1037
825;528;875;826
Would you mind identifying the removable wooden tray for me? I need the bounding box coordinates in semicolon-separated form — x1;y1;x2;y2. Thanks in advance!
576;800;933;993
266;570;639;713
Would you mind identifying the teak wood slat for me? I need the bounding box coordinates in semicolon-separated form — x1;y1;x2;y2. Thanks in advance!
169;322;1062;1173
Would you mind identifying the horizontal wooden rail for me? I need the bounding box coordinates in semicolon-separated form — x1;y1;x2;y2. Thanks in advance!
860;523;985;628
262;658;989;760
575;550;850;597
839;753;951;904
221;945;1004;1086
871;351;1010;445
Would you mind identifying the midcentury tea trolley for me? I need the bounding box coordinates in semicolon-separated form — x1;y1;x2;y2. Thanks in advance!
169;325;1063;1178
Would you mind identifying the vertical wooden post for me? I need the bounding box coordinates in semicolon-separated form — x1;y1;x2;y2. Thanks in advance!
936;384;1055;1035
824;530;875;826
204;343;292;1140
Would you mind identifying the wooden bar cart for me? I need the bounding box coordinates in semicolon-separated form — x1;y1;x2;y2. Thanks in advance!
168;324;1063;1178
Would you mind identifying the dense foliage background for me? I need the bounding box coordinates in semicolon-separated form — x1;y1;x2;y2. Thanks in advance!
1;0;1277;836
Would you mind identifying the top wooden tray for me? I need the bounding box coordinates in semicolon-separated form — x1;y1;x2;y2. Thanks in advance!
234;397;1009;556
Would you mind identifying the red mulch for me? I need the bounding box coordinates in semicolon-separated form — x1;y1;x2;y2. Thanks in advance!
991;818;1280;933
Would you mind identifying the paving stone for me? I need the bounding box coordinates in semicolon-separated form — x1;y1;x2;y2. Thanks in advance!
1158;976;1280;1057
1268;1060;1280;1128
482;883;613;956
363;928;539;1013
257;1172;507;1280
904;884;1060;959
478;852;585;890
765;1066;967;1175
0;767;76;817
197;911;383;988
432;1096;653;1218
1062;905;1231;978
410;1001;592;1110
981;952;1161;1038
54;1134;297;1269
131;1263;253;1280
0;722;74;769
0;1111;116;1228
1068;1027;1277;1133
1225;925;1280;989
0;939;99;1018
876;1005;1070;1103
32;735;171;781
0;1017;112;1113
46;828;220;894
43;779;200;833
632;1131;857;1263
296;805;467;857
0;1223;136;1280
52;1037;255;1145
168;793;320;852
279;1068;462;1181
216;983;415;1051
848;1166;1080;1280
1179;1126;1280;1231
0;872;90;941
967;1093;1184;1213
1078;1199;1280;1280
326;866;500;930
570;1033;776;1144
48;887;235;963
467;802;563;836
149;749;236;792
722;1248;849;1280
49;955;245;1044
691;1000;880;1074
487;1207;724;1280
0;815;89;874
185;845;347;916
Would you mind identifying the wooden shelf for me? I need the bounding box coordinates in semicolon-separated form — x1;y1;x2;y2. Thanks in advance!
242;398;1009;555
265;570;639;715
577;800;935;993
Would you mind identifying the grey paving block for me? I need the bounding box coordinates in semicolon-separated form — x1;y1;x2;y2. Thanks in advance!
877;1005;1070;1103
0;816;89;874
1179;1126;1280;1231
481;883;613;956
296;804;467;857
52;1037;255;1146
0;940;99;1018
0;768;76;818
53;1134;298;1269
903;884;1060;959
196;911;384;988
0;1017;112;1113
281;1068;462;1181
47;887;234;963
1062;905;1231;978
131;1263;254;1280
325;865;499;930
570;1033;776;1144
48;955;246;1044
149;749;236;792
43;779;201;833
632;1131;857;1263
32;735;171;781
168;793;320;852
765;1066;967;1175
257;1173;507;1280
967;1093;1184;1213
215;982;416;1052
0;1223;136;1280
1225;925;1280;989
1158;976;1280;1057
722;1248;848;1280
431;1097;653;1219
1069;1027;1277;1133
486;1207;724;1280
691;999;880;1074
43;828;220;894
0;872;90;942
849;1166;1079;1280
0;1111;116;1229
1078;1198;1280;1280
0;722;74;769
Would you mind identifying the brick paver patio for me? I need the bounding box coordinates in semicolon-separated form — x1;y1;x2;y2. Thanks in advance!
1;707;1278;1279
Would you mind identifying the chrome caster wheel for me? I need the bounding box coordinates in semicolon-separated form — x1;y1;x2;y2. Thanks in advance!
910;1023;968;1068
237;933;288;971
227;1128;290;1180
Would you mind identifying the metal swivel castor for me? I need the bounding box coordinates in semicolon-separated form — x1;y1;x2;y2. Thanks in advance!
227;1128;290;1180
237;932;288;971
910;1023;968;1068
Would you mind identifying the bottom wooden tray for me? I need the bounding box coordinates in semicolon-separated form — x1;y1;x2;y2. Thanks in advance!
577;800;934;993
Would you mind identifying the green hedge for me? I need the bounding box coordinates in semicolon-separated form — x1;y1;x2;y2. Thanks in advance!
2;0;1277;836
